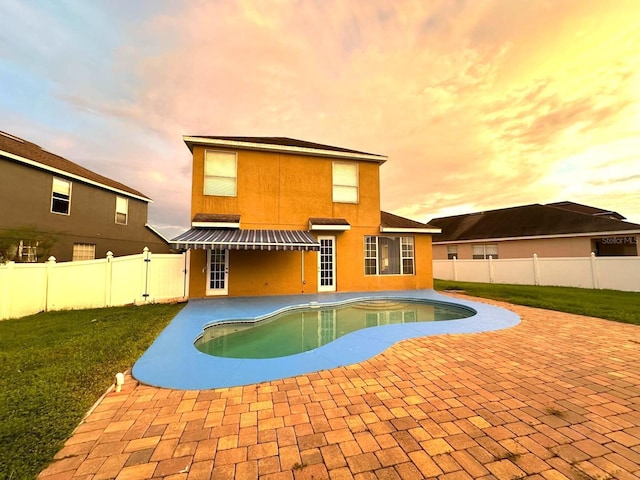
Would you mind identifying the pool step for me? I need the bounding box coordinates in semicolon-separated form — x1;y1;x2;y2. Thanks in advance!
352;300;406;311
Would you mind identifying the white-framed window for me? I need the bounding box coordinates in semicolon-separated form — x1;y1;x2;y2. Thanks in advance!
332;161;358;203
18;240;38;263
447;245;458;259
115;196;128;225
472;244;498;259
401;237;415;274
364;236;415;276
51;177;71;215
204;150;237;196
364;236;377;275
72;243;96;261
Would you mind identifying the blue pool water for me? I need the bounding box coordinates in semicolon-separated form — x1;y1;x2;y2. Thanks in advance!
196;300;475;358
132;290;520;390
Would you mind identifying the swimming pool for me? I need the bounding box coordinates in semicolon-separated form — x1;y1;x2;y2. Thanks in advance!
132;290;520;390
196;300;475;358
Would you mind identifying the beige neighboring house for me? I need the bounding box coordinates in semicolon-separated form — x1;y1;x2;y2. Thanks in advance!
430;201;640;260
0;131;170;262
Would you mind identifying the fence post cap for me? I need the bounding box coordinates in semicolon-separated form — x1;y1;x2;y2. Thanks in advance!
47;256;56;263
106;251;114;258
143;247;149;253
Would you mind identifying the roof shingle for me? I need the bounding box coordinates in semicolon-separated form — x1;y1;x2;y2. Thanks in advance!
381;211;440;231
0;131;150;200
185;136;381;156
430;203;640;242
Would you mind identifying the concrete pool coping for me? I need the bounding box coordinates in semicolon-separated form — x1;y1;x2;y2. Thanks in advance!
132;290;520;390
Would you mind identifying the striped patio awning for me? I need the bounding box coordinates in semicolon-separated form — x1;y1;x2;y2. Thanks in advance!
171;228;321;251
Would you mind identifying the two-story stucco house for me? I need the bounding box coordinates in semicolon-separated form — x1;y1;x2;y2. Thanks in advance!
171;136;440;297
0;131;170;262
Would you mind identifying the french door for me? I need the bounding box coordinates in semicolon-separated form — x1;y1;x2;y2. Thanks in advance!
206;248;228;295
317;236;336;292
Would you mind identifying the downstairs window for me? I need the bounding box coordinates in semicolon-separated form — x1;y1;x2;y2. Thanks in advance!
73;243;96;261
364;236;414;275
472;244;498;259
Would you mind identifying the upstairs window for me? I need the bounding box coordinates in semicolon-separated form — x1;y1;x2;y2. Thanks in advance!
472;244;498;259
115;196;128;224
332;161;358;203
204;150;237;196
51;177;71;215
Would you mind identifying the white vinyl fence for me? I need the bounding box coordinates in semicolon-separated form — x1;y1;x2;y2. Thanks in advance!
433;253;640;292
0;248;189;320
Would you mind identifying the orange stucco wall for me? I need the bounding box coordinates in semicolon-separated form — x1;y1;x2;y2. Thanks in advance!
187;145;434;297
188;231;434;298
191;146;381;229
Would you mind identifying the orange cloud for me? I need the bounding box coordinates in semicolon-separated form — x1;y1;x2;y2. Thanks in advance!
50;0;640;227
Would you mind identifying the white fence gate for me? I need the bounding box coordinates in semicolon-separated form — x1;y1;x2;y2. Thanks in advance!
0;248;189;320
433;253;640;292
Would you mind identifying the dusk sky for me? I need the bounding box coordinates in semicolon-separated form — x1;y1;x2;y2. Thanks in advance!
2;0;639;239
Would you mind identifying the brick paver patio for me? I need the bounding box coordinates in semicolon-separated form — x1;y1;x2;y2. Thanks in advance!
40;295;640;479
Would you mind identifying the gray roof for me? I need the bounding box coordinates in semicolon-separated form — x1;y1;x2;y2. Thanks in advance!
309;217;350;226
184;136;382;156
547;201;625;220
0;131;150;200
381;211;439;230
183;136;388;164
430;203;640;242
192;213;241;224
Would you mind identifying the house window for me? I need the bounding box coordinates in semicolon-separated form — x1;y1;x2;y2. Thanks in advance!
364;236;414;275
204;150;237;196
51;177;71;214
447;245;458;259
18;240;38;263
115;196;128;224
472;244;498;259
401;237;415;274
332;161;358;203
364;236;377;275
73;243;96;261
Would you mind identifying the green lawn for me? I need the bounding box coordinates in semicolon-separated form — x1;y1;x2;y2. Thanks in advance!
2;284;638;479
0;302;184;480
435;279;640;325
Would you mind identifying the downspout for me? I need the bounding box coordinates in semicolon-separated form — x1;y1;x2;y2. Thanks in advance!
301;250;305;293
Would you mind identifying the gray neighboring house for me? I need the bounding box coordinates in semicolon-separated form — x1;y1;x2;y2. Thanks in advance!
0;131;170;262
430;201;640;260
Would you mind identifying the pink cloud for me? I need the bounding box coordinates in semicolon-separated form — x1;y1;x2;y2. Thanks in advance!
28;0;640;228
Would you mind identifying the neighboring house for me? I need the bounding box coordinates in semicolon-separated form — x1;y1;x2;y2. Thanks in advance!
172;136;440;297
430;201;640;260
0;131;170;262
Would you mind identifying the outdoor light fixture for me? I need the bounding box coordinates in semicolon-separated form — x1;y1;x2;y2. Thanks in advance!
115;372;125;392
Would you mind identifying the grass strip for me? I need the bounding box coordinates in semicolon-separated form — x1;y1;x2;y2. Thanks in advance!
0;302;184;480
435;279;640;326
